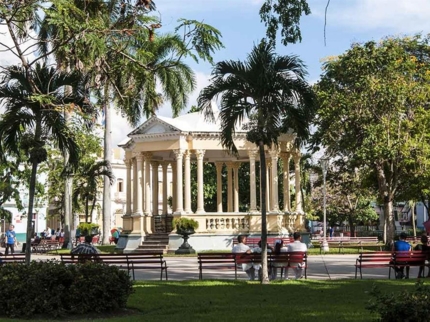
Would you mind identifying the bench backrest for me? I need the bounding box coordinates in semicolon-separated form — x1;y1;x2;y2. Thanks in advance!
0;254;26;264
232;237;293;248
393;251;427;263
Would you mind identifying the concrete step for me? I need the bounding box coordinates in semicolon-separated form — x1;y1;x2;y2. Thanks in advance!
138;244;169;249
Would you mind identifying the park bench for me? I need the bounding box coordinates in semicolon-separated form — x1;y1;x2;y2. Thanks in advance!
60;252;167;281
197;253;238;280
389;251;429;279
32;240;61;254
355;251;393;279
197;252;308;280
0;254;26;265
321;237;383;254
232;237;293;248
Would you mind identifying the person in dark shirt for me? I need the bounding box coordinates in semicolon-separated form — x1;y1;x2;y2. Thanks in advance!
414;235;430;278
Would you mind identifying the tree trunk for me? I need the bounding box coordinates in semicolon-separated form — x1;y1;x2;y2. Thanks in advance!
384;200;395;245
102;87;112;245
410;200;416;237
85;197;90;223
64;173;73;249
375;163;395;244
25;161;39;264
258;141;269;284
348;214;355;238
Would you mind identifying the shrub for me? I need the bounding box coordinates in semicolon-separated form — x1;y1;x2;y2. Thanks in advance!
173;217;199;231
0;260;134;318
366;281;430;322
77;222;100;236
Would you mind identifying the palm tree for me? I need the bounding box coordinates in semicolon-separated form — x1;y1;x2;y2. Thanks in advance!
73;160;115;223
0;62;92;263
198;40;315;283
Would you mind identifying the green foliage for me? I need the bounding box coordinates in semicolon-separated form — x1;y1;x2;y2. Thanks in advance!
173;217;199;231
77;222;100;236
367;281;430;322
259;0;311;46
0;260;133;319
313;35;430;242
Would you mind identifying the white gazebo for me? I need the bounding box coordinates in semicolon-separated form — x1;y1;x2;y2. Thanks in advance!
118;104;305;252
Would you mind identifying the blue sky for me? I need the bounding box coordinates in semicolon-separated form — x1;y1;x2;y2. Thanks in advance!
1;0;430;146
108;0;430;146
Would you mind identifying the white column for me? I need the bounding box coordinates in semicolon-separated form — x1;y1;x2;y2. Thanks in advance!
266;159;271;212
173;150;184;213
248;150;258;212
171;162;177;213
134;154;144;214
215;162;223;213
144;152;152;215
281;152;291;212
233;162;240;212
132;157;138;213
125;159;132;215
270;149;279;212
151;161;159;216
226;162;233;212
162;162;169;214
195;149;206;214
184;150;192;214
293;152;303;213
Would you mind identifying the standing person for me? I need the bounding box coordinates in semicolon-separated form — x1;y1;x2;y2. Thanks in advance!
287;232;308;279
391;232;412;279
232;235;255;280
5;224;16;255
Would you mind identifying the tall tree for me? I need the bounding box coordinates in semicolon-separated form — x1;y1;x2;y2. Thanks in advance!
0;63;91;263
198;40;315;283
312;35;430;244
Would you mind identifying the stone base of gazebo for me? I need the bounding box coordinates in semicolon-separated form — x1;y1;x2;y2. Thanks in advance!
117;212;307;252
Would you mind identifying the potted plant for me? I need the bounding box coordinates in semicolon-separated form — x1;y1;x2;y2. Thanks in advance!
77;222;100;237
173;217;199;254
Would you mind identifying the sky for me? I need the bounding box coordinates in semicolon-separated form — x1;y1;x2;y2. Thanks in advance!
2;0;430;148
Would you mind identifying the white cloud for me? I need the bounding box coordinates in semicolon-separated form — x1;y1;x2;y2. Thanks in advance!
316;0;430;33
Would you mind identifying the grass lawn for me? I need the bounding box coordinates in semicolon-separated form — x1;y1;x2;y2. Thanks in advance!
1;279;418;321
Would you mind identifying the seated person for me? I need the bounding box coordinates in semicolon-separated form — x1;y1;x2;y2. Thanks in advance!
391;232;412;279
252;240;274;280
414;234;430;278
71;235;100;262
271;239;288;280
287;232;308;279
232;235;255;280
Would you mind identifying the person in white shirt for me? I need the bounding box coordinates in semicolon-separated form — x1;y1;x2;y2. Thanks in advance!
287;232;308;279
232;235;255;280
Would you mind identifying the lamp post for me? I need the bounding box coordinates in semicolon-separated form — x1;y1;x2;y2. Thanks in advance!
320;157;329;252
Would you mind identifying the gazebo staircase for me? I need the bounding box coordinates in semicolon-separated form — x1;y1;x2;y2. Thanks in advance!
135;233;170;254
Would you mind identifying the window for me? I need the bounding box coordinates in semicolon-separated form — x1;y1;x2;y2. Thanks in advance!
117;179;124;192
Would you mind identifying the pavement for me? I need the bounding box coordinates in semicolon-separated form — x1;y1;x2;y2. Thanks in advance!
24;253;424;281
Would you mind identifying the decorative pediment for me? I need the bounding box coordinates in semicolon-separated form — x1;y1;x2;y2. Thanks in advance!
128;116;181;136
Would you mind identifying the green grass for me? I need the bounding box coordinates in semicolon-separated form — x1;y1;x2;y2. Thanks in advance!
0;279;418;321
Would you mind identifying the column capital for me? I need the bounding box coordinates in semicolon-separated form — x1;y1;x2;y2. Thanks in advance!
173;149;184;160
280;151;291;160
161;161;169;169
194;149;206;160
134;154;144;162
232;162;241;170
184;149;191;159
124;159;132;168
247;149;258;159
225;161;234;168
143;152;152;160
215;161;224;170
269;149;279;159
150;160;159;167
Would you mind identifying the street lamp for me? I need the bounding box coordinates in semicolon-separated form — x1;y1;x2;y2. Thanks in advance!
320;157;329;252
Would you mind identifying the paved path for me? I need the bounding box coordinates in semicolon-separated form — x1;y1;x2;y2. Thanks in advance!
27;253;423;281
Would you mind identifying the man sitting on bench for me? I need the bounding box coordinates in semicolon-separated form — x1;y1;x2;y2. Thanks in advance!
232;235;255;280
287;232;307;279
391;232;411;279
71;235;100;262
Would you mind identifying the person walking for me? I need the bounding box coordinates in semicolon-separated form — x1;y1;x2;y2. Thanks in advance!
5;224;16;255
